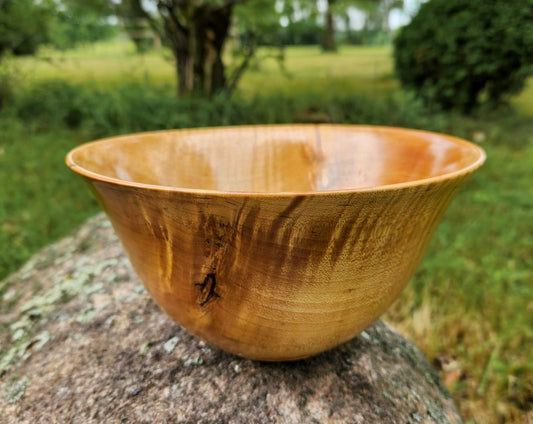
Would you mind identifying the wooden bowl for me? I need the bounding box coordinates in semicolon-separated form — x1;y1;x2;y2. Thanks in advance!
66;125;485;361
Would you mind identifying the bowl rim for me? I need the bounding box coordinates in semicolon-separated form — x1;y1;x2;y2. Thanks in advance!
65;124;486;197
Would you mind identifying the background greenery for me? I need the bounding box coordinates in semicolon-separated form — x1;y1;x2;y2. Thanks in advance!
0;16;532;424
394;0;533;112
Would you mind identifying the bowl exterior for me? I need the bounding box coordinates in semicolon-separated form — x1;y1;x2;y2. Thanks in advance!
82;175;469;361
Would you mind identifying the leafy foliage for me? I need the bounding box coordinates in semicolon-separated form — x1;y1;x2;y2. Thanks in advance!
5;77;442;138
394;0;533;112
0;0;50;58
0;0;116;58
46;0;117;51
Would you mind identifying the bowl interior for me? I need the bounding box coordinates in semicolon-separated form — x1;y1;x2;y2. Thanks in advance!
68;125;484;193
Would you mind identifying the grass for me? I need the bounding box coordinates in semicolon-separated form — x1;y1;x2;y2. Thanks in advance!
14;40;175;87
0;119;99;280
1;41;532;423
15;41;394;93
387;130;533;423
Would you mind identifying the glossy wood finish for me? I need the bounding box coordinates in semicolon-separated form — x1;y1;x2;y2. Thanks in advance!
66;125;485;361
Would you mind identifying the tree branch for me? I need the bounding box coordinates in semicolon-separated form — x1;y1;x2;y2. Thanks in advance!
202;0;248;12
126;0;165;41
157;1;189;36
226;31;256;95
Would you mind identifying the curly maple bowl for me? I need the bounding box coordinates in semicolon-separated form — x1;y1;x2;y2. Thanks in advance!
66;125;485;361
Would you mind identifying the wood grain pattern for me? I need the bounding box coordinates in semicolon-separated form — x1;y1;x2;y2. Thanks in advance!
66;125;485;361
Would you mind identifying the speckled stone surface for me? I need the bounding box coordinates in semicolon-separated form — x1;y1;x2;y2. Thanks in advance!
0;214;463;424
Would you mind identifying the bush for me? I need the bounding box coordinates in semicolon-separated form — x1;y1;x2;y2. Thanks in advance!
7;79;448;139
0;0;50;58
394;0;533;112
15;80;85;128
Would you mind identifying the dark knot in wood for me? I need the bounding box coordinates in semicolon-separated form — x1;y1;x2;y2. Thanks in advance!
194;273;221;307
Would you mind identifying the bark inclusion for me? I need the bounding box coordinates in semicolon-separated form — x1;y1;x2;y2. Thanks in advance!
194;273;220;307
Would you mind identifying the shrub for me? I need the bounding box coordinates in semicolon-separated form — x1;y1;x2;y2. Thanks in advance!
0;0;50;58
8;79;448;138
394;0;533;112
15;80;86;128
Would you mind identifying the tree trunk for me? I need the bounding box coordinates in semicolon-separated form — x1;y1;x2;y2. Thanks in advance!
323;0;337;52
162;4;232;98
129;1;237;98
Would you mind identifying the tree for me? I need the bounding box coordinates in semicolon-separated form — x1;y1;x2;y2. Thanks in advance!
275;1;321;46
361;0;403;42
47;0;117;51
0;0;52;108
117;0;278;98
394;0;533;112
1;0;117;60
290;0;404;52
323;0;337;51
0;0;51;60
229;1;281;91
115;1;159;53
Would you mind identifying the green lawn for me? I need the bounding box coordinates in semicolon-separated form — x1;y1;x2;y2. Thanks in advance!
15;40;174;86
16;42;394;92
1;42;532;423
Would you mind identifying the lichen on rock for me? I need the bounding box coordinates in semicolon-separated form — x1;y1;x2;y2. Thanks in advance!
4;376;28;404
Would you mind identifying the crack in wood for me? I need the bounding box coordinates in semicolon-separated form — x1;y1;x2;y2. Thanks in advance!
194;273;221;307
